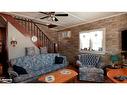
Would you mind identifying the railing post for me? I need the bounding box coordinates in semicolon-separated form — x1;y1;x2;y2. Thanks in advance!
54;43;58;53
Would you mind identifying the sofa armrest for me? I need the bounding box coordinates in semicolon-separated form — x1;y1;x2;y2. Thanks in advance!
98;62;107;69
13;74;34;83
8;69;19;78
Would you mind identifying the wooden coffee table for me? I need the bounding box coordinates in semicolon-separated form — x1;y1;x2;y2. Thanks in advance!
107;68;127;83
38;68;78;83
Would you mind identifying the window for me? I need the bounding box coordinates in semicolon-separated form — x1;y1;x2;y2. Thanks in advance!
79;28;105;53
62;31;71;38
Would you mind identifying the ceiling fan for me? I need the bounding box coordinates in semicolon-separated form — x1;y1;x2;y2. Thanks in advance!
39;12;68;21
15;16;58;28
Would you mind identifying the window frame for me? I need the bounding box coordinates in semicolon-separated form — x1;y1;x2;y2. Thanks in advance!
79;28;106;54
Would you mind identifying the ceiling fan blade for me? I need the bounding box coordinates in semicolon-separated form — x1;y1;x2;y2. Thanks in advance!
55;14;68;16
27;19;57;28
40;12;55;15
40;16;49;19
39;12;49;15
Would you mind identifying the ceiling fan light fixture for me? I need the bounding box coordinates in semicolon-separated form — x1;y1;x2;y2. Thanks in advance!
52;16;55;21
47;16;56;21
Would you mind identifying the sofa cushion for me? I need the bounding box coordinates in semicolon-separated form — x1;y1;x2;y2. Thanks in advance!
25;47;35;56
52;64;66;69
40;47;48;54
13;65;28;75
22;56;34;69
39;53;60;65
80;66;104;74
41;64;65;74
22;55;43;73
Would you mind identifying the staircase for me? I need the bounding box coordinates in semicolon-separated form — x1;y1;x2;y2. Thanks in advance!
0;13;57;53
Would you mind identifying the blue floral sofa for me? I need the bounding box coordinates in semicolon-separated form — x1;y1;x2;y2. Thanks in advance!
8;53;68;83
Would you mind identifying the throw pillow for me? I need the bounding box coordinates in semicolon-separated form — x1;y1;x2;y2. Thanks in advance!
13;65;28;75
25;47;35;56
55;56;64;64
40;47;48;54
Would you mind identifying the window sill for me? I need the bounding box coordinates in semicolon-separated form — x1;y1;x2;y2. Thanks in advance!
79;50;105;55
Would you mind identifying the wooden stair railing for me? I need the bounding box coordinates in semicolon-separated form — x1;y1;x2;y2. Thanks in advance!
0;13;57;53
14;16;56;53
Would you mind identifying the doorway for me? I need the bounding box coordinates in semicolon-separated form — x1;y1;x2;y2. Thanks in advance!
0;27;9;77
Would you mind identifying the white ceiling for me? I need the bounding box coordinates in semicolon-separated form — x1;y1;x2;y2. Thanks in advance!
7;12;124;31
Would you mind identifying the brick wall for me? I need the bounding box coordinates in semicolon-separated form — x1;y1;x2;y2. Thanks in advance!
57;13;127;65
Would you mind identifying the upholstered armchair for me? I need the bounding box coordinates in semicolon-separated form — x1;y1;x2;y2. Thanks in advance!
76;54;104;82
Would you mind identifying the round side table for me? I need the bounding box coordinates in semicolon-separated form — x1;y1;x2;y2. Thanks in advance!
107;68;127;83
